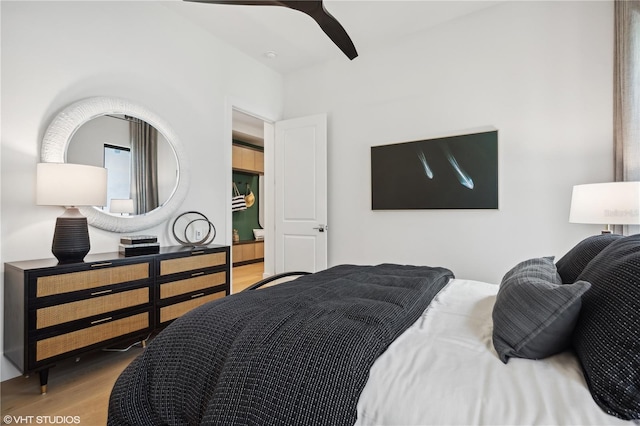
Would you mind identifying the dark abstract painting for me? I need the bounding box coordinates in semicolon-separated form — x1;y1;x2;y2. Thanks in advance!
371;130;498;210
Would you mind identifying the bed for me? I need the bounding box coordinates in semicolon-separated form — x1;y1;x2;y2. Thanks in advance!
108;234;640;425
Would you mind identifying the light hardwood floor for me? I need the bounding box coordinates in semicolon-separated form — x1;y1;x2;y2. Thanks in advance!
231;261;265;293
1;347;142;425
1;262;264;425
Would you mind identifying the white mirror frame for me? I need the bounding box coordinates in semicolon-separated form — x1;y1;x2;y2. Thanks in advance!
41;96;190;233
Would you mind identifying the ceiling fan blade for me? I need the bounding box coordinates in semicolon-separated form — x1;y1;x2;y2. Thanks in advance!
185;0;287;5
184;0;358;60
276;1;357;59
309;6;358;60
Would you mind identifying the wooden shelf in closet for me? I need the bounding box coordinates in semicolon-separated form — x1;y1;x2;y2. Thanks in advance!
232;144;264;174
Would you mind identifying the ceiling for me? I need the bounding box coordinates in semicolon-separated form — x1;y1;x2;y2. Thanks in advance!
232;109;265;146
162;0;503;75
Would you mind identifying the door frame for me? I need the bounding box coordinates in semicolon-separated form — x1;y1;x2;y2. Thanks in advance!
224;97;277;280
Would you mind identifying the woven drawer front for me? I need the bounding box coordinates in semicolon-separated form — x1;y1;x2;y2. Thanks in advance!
160;291;225;323
36;288;149;329
160;252;226;276
160;272;226;300
36;313;148;361
36;263;149;297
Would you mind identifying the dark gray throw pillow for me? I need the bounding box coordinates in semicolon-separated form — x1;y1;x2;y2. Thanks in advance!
572;234;640;420
492;257;591;363
555;234;622;283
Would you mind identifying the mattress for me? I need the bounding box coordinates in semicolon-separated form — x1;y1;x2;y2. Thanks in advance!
356;278;636;425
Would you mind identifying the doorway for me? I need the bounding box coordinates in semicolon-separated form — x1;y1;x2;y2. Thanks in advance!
231;109;267;293
227;107;329;292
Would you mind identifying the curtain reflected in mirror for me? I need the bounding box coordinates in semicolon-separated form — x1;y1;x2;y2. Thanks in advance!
130;118;159;214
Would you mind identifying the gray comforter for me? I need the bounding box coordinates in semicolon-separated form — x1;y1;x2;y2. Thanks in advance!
108;264;454;425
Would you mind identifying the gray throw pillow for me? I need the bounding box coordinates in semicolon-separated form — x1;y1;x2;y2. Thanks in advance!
555;234;622;283
492;257;591;363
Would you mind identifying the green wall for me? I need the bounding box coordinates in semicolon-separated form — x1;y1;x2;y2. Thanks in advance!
232;171;261;241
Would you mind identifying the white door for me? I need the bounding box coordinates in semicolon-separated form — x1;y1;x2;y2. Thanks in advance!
274;114;327;273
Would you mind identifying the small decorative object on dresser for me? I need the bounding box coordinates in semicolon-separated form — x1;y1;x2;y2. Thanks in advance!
3;245;229;394
119;242;160;256
120;235;158;245
172;211;216;247
119;235;159;256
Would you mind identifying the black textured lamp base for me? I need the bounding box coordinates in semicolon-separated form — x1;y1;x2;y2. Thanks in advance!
52;210;90;264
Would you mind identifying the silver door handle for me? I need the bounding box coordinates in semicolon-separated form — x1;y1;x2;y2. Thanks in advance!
312;224;326;233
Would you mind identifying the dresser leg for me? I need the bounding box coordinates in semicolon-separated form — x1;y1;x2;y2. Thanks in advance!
39;369;49;395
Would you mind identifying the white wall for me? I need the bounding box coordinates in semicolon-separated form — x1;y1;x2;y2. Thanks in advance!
1;1;284;380
283;1;613;283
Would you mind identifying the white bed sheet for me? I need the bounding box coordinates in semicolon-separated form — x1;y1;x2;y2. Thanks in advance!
356;278;636;426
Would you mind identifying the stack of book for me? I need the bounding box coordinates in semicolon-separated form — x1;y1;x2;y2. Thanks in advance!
119;235;160;256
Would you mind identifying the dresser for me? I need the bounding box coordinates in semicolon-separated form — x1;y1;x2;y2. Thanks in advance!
3;244;229;393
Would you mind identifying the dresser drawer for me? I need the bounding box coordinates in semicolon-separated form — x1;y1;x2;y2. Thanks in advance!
36;263;150;297
159;271;226;300
35;312;150;362
36;287;150;329
159;252;226;276
159;291;225;324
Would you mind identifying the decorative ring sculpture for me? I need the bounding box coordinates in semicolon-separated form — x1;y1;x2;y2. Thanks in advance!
172;211;216;246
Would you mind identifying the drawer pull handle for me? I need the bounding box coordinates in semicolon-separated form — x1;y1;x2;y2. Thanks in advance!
91;262;113;268
191;272;205;277
191;292;205;299
191;250;204;255
91;289;113;296
91;317;112;325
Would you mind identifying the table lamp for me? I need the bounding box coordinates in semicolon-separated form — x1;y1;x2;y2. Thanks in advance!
36;163;108;263
110;198;134;216
569;182;640;233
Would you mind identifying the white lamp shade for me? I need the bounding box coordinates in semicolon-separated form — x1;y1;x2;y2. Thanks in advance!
37;163;108;207
569;182;640;225
110;198;135;214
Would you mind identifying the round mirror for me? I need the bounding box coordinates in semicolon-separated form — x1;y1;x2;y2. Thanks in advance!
41;97;189;233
